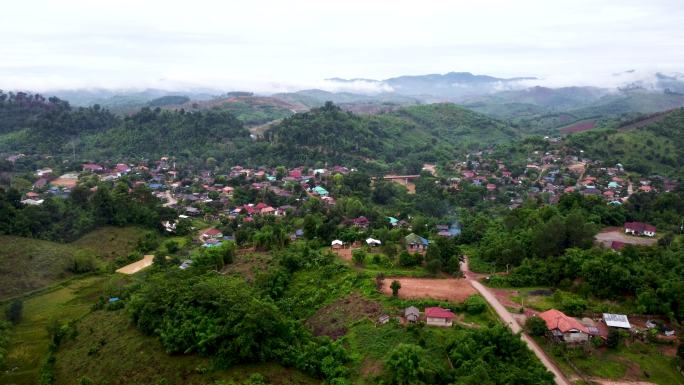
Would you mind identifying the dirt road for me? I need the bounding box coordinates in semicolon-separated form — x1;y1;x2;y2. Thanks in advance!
462;257;571;385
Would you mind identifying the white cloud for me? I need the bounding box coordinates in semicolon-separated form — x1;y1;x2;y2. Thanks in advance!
0;0;682;92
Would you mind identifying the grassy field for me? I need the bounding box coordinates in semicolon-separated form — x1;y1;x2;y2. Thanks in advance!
53;310;319;385
0;227;145;300
0;275;125;385
540;338;684;385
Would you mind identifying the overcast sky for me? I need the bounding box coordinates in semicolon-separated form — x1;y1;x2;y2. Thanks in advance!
1;0;683;93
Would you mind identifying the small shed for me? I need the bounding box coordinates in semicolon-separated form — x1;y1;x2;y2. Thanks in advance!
405;306;420;322
377;314;390;325
366;238;382;247
331;239;344;249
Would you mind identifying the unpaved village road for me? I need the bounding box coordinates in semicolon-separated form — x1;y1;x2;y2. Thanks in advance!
462;257;571;385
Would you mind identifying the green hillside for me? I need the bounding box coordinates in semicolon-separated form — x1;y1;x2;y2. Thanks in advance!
567;108;684;177
265;102;517;172
0;227;144;300
1;93;517;172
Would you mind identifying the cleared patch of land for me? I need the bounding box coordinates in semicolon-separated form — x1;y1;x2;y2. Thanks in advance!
115;254;154;274
221;252;272;280
381;277;476;302
560;119;597;134
331;247;356;261
595;228;658;248
306;293;382;339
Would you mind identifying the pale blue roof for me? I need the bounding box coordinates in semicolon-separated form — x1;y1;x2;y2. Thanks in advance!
312;186;329;196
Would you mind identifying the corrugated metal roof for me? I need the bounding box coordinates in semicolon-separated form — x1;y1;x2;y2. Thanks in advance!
603;313;631;329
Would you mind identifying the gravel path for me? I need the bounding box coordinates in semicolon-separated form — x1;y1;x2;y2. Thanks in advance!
462;257;571;385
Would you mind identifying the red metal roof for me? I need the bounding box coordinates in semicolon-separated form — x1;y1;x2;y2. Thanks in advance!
625;222;656;233
425;307;455;319
203;228;222;236
538;309;588;333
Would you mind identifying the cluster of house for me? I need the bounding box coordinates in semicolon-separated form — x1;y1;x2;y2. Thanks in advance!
19;158;353;217
536;309;675;343
378;306;455;327
16;162;136;205
448;142;676;208
198;227;235;247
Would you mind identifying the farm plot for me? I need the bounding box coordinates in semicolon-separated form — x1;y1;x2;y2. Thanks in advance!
381;277;476;302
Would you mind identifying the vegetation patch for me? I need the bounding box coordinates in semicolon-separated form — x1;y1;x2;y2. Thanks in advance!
54;310;320;385
0;227;143;300
0;276;113;385
305;292;382;339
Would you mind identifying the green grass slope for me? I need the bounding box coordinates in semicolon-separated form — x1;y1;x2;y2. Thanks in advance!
567;108;684;177
0;227;144;300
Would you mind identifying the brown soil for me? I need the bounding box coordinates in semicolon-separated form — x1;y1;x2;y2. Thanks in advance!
305;293;382;339
381;277;476;302
221;252;272;281
332;247;355;261
560;120;597;134
595;229;658;248
360;358;384;377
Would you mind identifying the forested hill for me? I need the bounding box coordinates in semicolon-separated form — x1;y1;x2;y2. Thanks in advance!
1;92;517;172
566;107;684;178
265;102;517;172
0;91;252;164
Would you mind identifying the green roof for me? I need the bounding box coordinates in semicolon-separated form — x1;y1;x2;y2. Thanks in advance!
312;186;329;196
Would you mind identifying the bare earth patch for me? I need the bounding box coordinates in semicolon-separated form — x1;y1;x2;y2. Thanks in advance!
115;255;154;275
306;293;382;339
332;247;355;262
222;252;272;281
595;228;658;248
381;277;476;302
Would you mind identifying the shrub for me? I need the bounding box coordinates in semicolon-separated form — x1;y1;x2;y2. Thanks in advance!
390;280;401;297
525;316;547;336
164;239;180;254
398;251;418;267
68;250;97;273
352;249;366;266
606;328;620;349
465;295;487;315
5;299;23;324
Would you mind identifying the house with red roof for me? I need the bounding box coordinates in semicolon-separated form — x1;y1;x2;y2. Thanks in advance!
624;222;656;237
425;307;454;327
82;163;104;173
538;309;589;343
353;216;370;229
200;228;223;240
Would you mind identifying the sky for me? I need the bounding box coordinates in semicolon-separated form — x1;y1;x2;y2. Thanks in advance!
1;0;683;93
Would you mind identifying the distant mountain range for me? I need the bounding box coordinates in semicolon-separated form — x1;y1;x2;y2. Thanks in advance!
325;71;538;99
15;70;684;135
